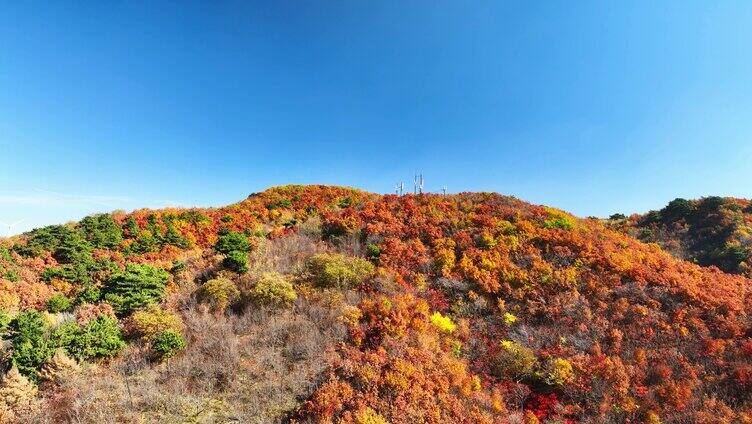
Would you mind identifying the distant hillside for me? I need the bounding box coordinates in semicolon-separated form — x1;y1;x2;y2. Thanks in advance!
0;185;750;423
609;196;752;277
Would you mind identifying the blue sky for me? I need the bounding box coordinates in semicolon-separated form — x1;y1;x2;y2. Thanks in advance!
2;1;752;234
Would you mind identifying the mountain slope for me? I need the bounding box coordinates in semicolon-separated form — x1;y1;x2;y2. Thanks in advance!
610;196;752;277
0;185;750;423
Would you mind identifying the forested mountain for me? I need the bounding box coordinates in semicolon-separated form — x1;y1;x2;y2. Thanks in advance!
0;185;750;423
610;196;752;277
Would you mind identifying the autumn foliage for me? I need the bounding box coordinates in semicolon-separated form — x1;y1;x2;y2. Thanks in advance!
0;185;750;423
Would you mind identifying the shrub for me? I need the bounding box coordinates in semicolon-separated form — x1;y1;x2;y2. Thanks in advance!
78;213;123;249
222;250;249;273
171;260;186;274
543;217;574;231
542;208;575;231
214;230;250;255
151;330;186;360
0;311;11;335
46;294;72;313
338;197;354;208
4;270;18;282
503;312;517;326
8;311;53;382
322;216;359;239
252;272;297;307
104;263;169;315
366;243;381;264
75;284;102;305
0;247;12;262
430;312;456;334
353;407;388;424
306;253;375;289
200;278;240;312
267;198;292;210
130;306;183;339
645;411;662;424
0;293;20;314
542;357;574;386
495;340;538;381
478;232;497;250
715;244;750;272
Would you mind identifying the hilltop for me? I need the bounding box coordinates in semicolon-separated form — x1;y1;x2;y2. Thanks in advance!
0;185;749;423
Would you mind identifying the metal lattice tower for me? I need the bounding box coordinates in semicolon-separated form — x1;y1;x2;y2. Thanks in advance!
413;172;424;194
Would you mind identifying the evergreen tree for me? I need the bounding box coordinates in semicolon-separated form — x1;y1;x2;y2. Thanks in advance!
8;311;53;382
213;230;250;255
78;213;123;249
124;216;139;239
104;263;169;315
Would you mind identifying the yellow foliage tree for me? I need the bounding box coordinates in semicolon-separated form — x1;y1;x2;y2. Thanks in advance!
542;357;574;386
645;411;662;424
39;349;80;385
430;312;456;334
306;253;375;289
200;277;240;312
496;340;538;381
503;312;517;326
352;407;389;424
0;367;39;422
131;306;184;340
252;272;297;307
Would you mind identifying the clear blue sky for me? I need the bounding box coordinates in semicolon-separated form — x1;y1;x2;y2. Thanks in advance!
2;1;752;234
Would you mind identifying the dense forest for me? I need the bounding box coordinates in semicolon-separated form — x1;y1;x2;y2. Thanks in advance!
0;185;750;423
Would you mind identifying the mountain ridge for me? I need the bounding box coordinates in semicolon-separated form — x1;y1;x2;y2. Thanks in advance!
610;195;752;277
